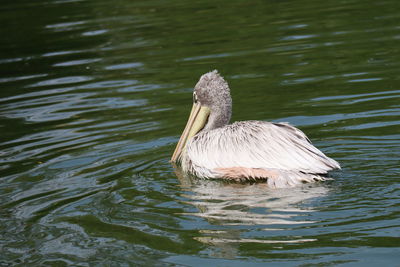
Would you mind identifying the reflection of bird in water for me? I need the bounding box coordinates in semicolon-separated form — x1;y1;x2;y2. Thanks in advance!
171;70;340;188
175;166;329;226
174;167;328;257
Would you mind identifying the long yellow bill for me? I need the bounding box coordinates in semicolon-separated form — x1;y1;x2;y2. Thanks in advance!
171;103;210;162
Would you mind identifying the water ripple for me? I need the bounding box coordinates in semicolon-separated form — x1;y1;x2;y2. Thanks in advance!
28;76;94;87
53;58;102;67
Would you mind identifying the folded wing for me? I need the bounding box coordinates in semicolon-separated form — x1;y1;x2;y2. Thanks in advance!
186;121;340;175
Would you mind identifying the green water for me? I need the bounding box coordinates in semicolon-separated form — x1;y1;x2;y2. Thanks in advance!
1;0;399;266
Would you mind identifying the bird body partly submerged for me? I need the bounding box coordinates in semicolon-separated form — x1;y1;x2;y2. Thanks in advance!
171;70;340;188
181;120;339;188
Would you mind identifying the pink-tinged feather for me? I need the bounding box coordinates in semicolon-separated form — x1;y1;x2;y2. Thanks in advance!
214;167;331;188
215;167;279;181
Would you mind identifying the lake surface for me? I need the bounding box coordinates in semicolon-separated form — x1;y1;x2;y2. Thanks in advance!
1;0;399;266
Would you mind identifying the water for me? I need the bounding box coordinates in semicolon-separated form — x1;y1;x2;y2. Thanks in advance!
1;0;399;266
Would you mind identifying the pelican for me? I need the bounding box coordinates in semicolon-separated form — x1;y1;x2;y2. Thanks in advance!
171;70;340;188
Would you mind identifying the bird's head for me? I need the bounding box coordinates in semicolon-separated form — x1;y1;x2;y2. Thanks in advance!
171;70;232;162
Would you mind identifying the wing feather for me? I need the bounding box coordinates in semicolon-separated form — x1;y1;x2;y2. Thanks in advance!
186;121;340;175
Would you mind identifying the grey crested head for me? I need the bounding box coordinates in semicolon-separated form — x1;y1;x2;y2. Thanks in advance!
194;70;232;131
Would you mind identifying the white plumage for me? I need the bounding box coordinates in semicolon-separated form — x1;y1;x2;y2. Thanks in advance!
181;121;340;188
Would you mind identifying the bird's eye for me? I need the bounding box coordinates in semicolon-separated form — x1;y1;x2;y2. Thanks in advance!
193;92;198;103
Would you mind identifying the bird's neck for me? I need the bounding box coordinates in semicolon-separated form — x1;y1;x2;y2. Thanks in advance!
203;105;231;131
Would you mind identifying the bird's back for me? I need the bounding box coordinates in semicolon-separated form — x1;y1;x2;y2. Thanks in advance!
184;120;340;178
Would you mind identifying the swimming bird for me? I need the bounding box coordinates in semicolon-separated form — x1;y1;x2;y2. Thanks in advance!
171;70;340;188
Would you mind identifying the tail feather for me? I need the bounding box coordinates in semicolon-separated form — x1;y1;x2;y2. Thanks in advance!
266;170;331;188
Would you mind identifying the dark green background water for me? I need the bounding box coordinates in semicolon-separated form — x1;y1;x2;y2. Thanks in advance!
1;0;399;266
